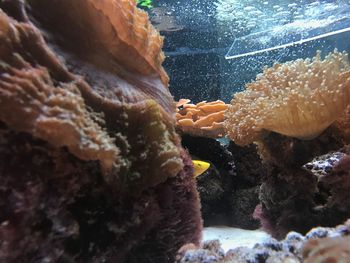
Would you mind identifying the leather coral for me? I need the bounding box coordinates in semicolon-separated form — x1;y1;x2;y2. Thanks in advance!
176;99;228;138
0;1;202;262
224;50;350;146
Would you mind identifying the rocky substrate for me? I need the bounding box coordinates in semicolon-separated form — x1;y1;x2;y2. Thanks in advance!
177;220;350;263
181;136;266;229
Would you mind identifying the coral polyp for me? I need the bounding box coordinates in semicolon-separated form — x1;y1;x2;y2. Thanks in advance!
225;50;350;146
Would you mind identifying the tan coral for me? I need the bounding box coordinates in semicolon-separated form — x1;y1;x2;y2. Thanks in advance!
176;99;228;138
0;1;202;262
224;50;350;146
27;0;173;114
85;0;169;84
303;236;350;263
0;0;183;180
0;12;118;172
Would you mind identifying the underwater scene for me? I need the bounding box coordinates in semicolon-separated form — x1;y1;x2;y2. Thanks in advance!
0;0;350;262
144;0;350;102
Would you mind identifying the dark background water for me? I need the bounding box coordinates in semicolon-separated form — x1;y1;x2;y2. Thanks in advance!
143;0;350;103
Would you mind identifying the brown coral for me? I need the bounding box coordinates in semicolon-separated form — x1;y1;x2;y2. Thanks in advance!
0;0;202;262
225;50;350;146
302;236;350;263
176;99;228;138
0;64;119;173
0;0;183;185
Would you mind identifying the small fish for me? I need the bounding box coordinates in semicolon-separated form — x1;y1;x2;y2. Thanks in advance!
192;160;210;178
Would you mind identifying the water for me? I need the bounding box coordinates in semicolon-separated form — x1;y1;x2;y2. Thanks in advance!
223;0;350;59
141;0;350;103
138;0;350;252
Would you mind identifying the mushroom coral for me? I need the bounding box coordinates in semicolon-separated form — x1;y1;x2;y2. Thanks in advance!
224;50;350;146
176;99;228;138
0;1;202;262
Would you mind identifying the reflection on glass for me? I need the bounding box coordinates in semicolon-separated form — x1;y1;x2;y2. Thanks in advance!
218;0;350;59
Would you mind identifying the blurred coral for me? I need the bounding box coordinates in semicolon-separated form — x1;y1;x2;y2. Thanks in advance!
176;99;228;138
301;220;350;263
302;236;350;263
0;0;202;262
225;50;350;146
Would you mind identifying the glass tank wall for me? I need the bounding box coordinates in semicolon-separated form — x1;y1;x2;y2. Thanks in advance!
140;0;350;103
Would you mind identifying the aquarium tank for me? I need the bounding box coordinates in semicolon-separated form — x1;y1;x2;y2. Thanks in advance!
142;0;350;102
2;0;350;262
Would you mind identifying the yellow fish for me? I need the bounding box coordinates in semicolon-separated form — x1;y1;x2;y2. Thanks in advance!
192;160;210;178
